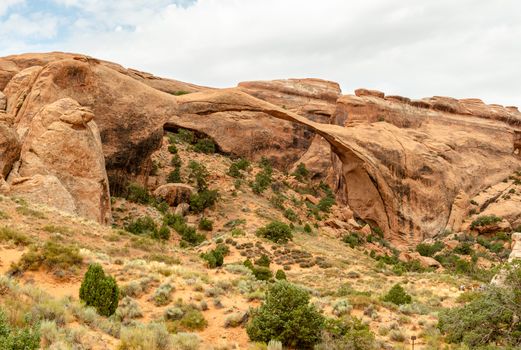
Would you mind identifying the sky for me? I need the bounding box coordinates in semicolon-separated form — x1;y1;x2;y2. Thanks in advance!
1;0;520;106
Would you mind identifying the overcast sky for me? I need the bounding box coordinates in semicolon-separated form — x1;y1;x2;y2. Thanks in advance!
1;0;520;106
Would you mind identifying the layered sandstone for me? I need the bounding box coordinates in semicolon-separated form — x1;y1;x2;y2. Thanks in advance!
1;52;521;246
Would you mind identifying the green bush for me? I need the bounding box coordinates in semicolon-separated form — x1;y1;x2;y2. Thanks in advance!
228;159;250;178
255;254;271;267
275;269;287;280
0;309;40;350
168;144;178;154
317;317;376;350
256;221;293;244
198;218;213;231
303;223;312;233
15;240;83;273
193;138;216;154
342;232;364;248
171;154;182;168
454;242;473;255
251;158;273;194
283;208;298;222
125;183;152;204
167;168;182;183
416;241;445;257
79;264;119;316
247;281;324;349
190;189;219;213
438;262;521;347
382;284;411;305
317;196;335;213
125;216;157;235
292;163;309;182
201;248;224;268
252;266;272;281
151;225;170;240
0;227;32;246
470;215;502;229
188;160;209;191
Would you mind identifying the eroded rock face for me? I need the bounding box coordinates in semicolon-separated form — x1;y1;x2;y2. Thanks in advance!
0;122;20;178
8;98;111;223
2;52;521;246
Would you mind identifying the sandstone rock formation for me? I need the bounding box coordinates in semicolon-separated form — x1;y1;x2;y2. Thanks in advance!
7;98;111;223
2;52;521;246
153;183;195;207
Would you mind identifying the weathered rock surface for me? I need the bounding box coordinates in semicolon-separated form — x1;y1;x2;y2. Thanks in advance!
153;183;195;206
7;98;111;223
2;52;521;246
0;121;20;178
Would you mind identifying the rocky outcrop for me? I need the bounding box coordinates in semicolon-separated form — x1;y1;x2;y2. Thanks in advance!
0;122;20;178
7;98;111;223
2;52;521;246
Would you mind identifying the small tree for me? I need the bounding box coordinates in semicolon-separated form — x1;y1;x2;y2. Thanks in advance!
383;284;411;305
247;281;324;349
256;221;293;244
79;264;119;316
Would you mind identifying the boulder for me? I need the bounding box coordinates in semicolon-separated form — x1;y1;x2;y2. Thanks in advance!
400;251;441;269
174;203;190;217
354;88;385;98
154;183;195;206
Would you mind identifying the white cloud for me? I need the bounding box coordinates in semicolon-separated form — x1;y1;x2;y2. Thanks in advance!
0;0;24;16
2;0;521;106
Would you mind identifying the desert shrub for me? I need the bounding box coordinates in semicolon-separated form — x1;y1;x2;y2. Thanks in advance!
168;144;178;154
275;269;287;280
316;196;335;213
170;332;200;350
190;189;219;213
125;183;152;204
416;241;445;257
454;242;473;255
303;223;312;233
316;317;376;350
255;254;271;268
125;216;157;235
188;160;209;191
193;138;216;154
342;232;364;248
383;284;411;305
116;297;143;323
15;240;83;274
470;215;502;229
0;309;40;350
167;168;182;183
251;158;273;194
256;221;293;243
243;259;254;270
164;214;205;246
283;208;298;222
151;225;170;240
171;154;182;168
0;227;31;246
389;329;405;342
171;128;195;143
247;281;324;349
118;322;172;350
179;309;207;330
224;313;245;328
201;249;224;268
252;266;272;281
292;163;309;182
198;217;213;231
79;264;119;316
228;159;250;178
165;303;208;332
438;261;521;348
151;283;174;306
